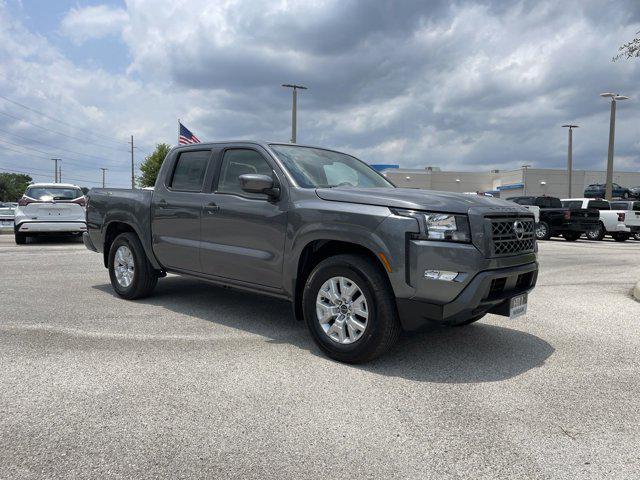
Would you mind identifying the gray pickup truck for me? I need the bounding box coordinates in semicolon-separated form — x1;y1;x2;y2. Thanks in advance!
84;141;538;363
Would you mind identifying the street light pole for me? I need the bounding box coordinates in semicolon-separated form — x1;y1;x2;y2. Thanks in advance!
100;168;108;188
562;125;578;197
282;84;307;143
600;92;629;200
522;164;531;195
52;158;61;183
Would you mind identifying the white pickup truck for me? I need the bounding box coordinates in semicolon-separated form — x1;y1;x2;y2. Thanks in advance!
610;200;640;240
561;198;640;242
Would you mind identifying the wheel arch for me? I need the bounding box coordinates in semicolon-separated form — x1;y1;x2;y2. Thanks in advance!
291;238;392;321
103;220;161;270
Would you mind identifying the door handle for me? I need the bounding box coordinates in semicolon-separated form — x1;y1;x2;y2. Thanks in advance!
158;200;168;209
204;202;220;214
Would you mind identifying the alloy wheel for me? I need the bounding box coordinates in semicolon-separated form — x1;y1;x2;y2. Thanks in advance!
315;276;368;344
114;245;135;288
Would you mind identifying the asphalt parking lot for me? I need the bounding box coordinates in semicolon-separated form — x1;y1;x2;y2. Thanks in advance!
1;235;639;479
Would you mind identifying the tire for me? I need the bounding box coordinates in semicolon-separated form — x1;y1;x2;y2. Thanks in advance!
108;232;158;300
562;232;581;242
633;232;640;241
14;233;26;245
535;221;551;240
622;192;629;199
302;254;401;363
586;223;605;241
612;232;629;242
453;313;486;327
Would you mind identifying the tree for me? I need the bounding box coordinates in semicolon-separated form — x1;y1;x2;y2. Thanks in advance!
613;32;640;61
0;172;32;202
138;143;171;188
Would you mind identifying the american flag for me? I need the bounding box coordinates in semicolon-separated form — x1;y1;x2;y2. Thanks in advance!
178;122;201;145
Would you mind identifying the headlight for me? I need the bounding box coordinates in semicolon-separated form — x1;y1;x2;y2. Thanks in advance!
391;209;471;243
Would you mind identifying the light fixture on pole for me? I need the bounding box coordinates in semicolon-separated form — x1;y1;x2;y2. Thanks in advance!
562;124;578;197
600;92;629;200
282;84;307;143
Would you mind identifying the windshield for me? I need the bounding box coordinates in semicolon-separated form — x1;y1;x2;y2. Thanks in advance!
269;144;394;189
25;186;83;201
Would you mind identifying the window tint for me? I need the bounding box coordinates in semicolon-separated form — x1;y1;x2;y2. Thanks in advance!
546;197;562;208
25;186;82;200
170;151;210;191
562;201;583;209
508;197;534;206
218;149;273;197
610;202;627;210
587;201;610;210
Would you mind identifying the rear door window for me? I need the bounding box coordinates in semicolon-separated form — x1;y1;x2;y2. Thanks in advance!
562;201;583;209
587;201;610;210
170;151;211;191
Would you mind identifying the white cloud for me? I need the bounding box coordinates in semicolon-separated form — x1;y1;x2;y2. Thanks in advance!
60;5;129;44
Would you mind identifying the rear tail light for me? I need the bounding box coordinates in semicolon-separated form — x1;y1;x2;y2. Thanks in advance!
618;212;625;222
564;210;571;220
73;197;87;207
17;196;34;206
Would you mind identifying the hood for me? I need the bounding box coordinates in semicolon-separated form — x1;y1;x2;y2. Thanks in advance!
315;187;520;214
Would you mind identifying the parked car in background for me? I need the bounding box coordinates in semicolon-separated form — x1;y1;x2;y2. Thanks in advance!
610;200;640;240
506;196;598;241
561;198;638;242
584;183;631;199
629;186;640;199
0;203;15;232
13;183;87;244
84;141;538;363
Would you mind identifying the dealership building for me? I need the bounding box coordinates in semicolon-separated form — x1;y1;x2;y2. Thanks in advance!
375;165;640;199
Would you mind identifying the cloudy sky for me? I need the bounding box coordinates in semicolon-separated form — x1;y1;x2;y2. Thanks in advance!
0;0;638;188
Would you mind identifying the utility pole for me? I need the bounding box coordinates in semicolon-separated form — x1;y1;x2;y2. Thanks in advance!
562;125;578;197
282;84;307;143
130;135;135;189
100;168;108;188
58;164;62;183
52;158;60;182
600;92;629;200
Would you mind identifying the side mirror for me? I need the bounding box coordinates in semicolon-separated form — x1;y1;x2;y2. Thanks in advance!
239;174;280;198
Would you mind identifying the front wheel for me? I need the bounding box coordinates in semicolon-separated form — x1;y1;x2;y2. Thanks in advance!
302;254;400;363
108;232;158;299
611;232;629;242
622;192;629;199
633;232;640;241
562;232;581;242
586;223;605;241
14;232;27;245
535;221;551;240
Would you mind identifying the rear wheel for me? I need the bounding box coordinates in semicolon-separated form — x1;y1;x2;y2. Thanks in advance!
562;231;581;242
108;232;158;299
622;192;629;199
586;223;605;241
302;254;400;363
612;232;629;242
633;232;640;241
535;221;551;240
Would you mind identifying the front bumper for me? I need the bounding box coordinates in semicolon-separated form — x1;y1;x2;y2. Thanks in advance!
396;261;538;330
15;221;87;233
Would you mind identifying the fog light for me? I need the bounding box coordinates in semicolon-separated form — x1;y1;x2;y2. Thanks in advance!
424;270;459;281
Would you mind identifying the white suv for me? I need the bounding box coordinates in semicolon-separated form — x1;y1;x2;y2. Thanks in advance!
14;183;87;244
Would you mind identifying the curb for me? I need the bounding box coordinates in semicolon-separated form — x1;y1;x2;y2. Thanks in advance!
634;281;640;302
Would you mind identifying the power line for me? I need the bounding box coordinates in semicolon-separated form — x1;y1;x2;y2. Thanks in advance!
0;166;102;184
0;110;130;153
0;136;115;168
0;94;128;147
0;129;117;163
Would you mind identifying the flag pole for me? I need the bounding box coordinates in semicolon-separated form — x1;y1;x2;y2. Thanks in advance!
178;118;180;144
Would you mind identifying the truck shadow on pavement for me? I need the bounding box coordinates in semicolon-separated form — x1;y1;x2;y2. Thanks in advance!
94;276;554;384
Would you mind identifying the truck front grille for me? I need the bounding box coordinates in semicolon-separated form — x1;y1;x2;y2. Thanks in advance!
489;217;535;257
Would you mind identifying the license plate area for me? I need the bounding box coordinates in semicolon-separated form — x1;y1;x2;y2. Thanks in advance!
510;293;527;319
